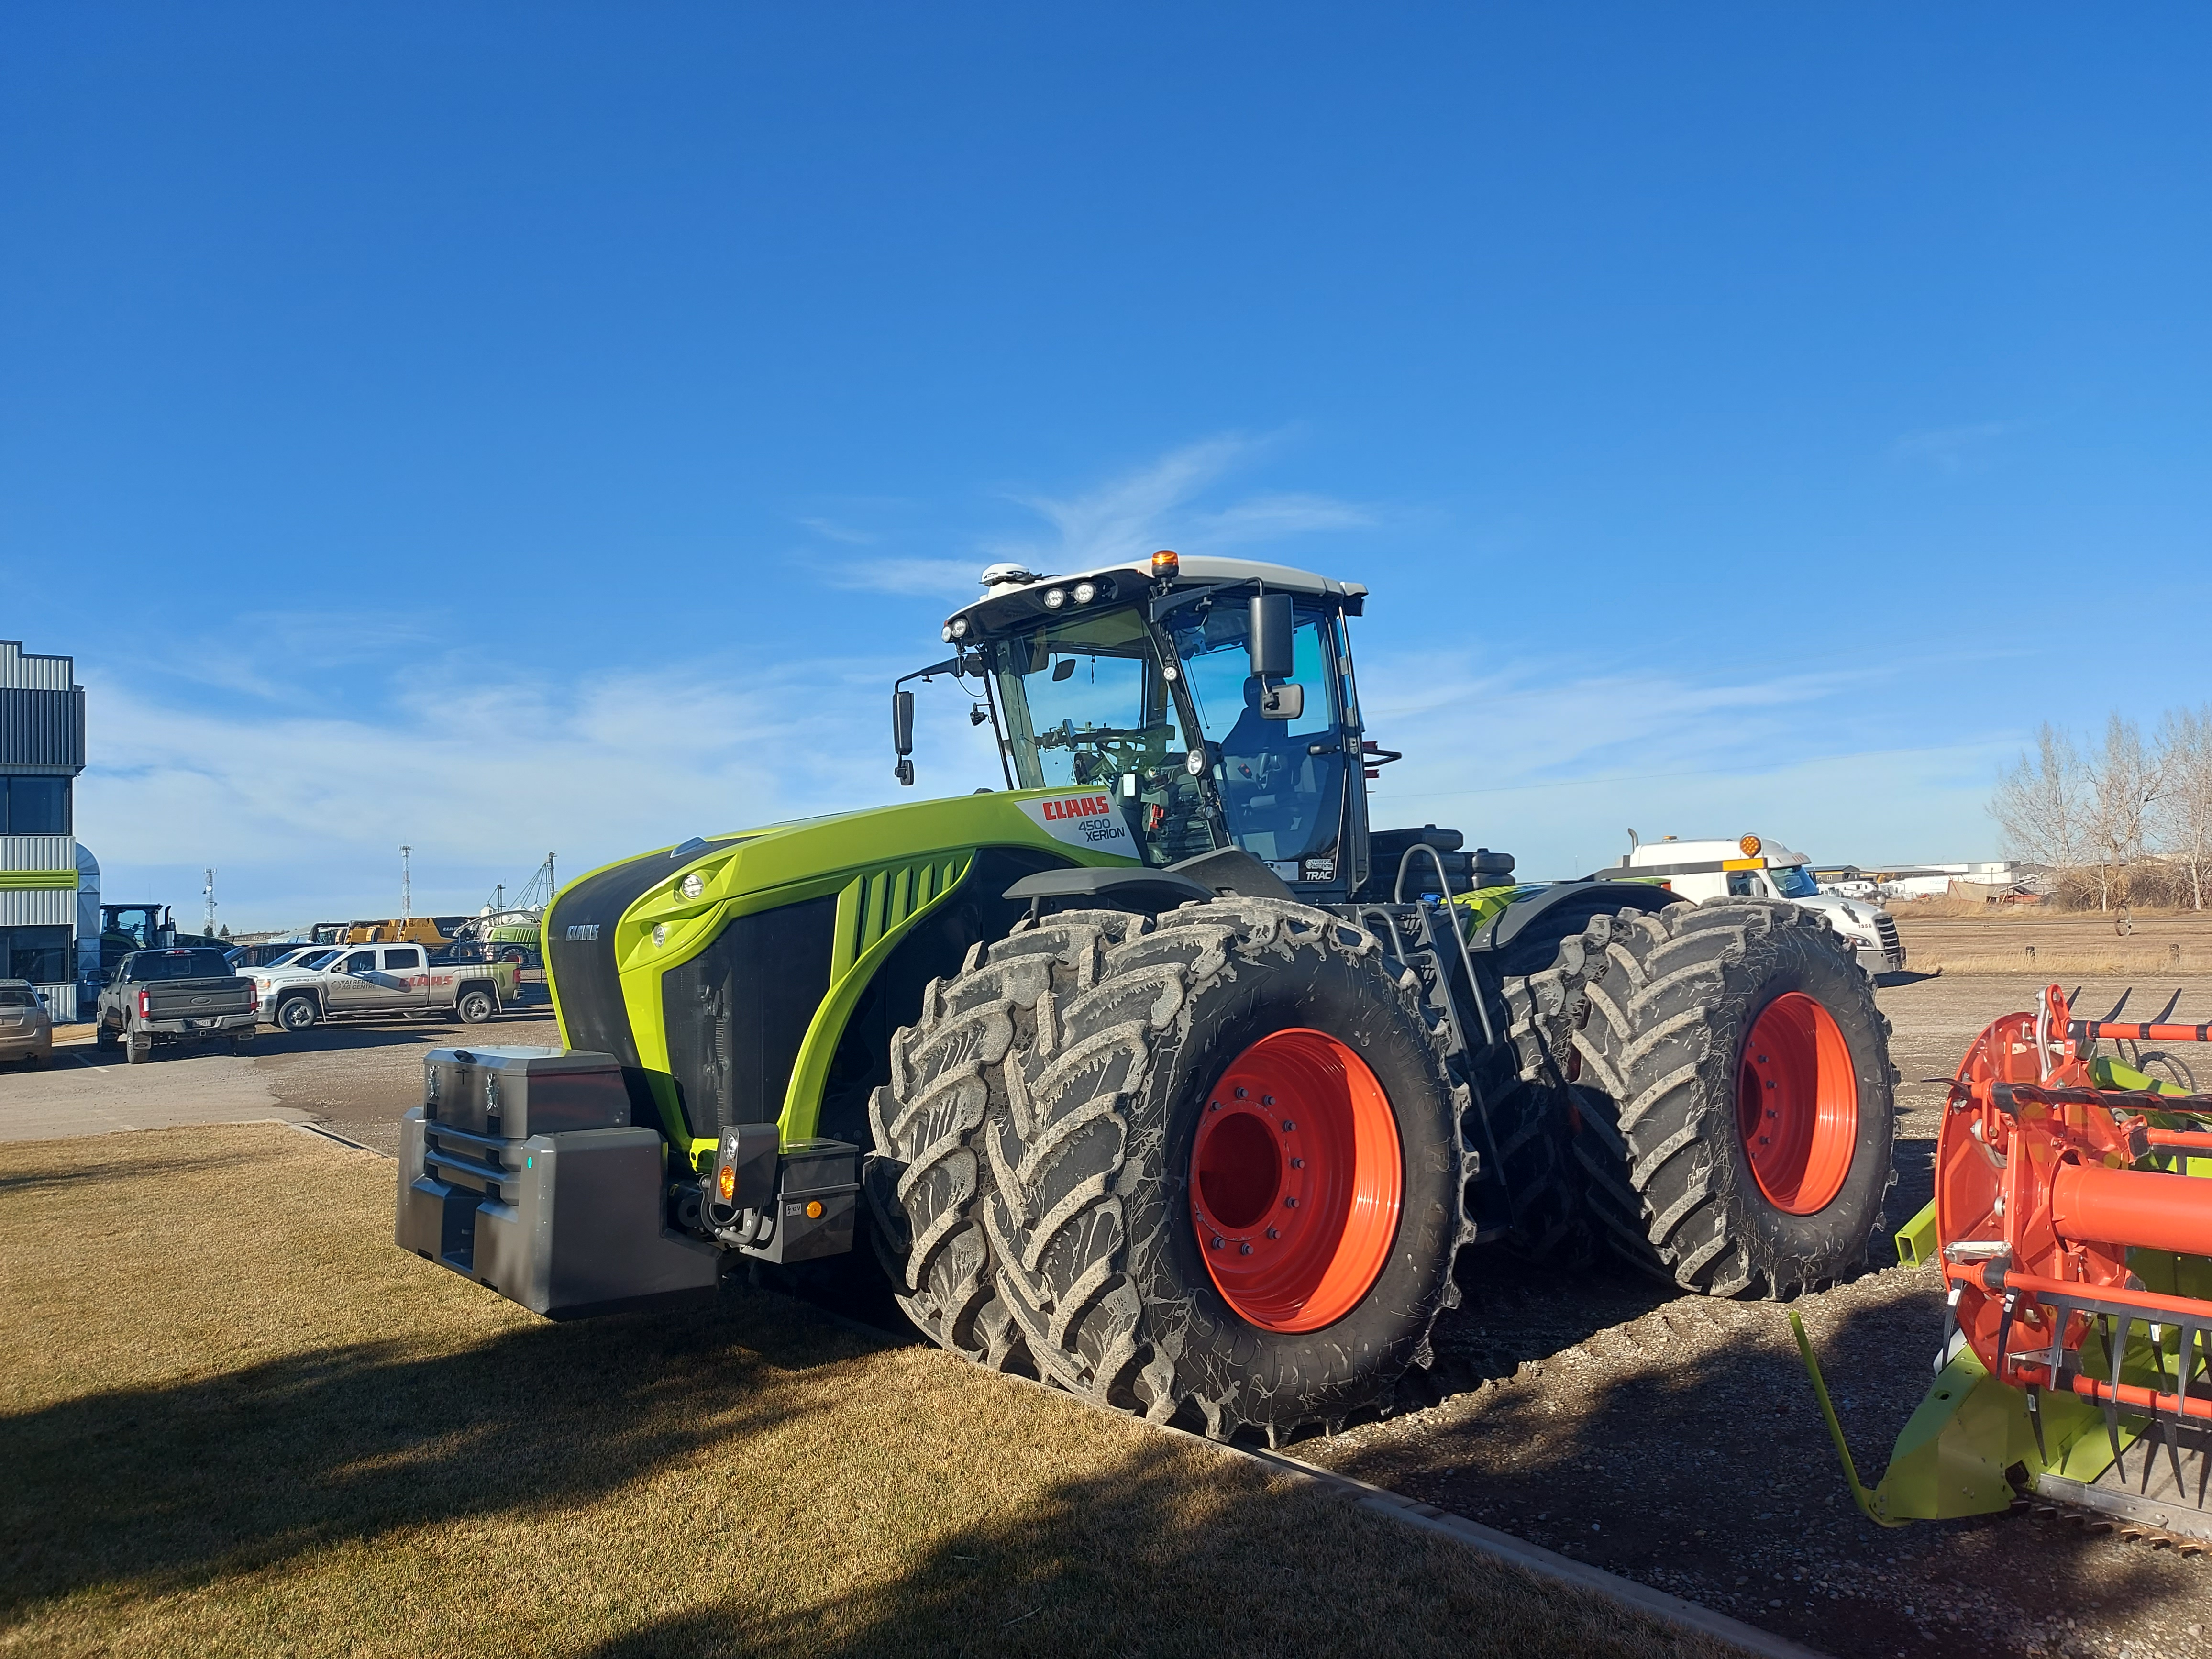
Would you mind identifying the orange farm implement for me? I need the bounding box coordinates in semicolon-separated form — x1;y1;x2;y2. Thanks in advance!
1798;984;2212;1539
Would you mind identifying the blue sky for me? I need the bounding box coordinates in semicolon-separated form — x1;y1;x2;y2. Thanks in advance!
5;6;2207;928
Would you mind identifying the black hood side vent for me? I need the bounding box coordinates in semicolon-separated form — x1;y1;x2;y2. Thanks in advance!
544;836;750;1127
660;896;837;1141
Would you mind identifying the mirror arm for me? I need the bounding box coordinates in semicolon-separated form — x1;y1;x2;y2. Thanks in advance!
895;656;965;689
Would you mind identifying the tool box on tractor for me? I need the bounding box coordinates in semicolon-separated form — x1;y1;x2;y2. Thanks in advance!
398;549;1901;1439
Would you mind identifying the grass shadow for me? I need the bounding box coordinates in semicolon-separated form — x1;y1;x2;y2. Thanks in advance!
0;1282;871;1620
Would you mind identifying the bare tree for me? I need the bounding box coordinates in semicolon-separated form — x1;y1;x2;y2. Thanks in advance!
2085;713;2161;911
2155;704;2212;910
1991;723;2090;874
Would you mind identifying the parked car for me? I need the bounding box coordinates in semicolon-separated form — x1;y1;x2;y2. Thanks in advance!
251;943;519;1031
228;941;322;970
0;979;54;1065
95;948;260;1062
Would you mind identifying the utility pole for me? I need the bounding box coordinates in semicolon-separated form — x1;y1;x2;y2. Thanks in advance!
400;845;412;924
203;868;217;936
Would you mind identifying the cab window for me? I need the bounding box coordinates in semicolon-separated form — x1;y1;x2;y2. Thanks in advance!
1170;603;1345;866
340;950;376;973
384;947;423;971
1725;871;1764;898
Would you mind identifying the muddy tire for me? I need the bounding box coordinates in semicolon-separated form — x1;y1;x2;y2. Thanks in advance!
864;909;1148;1369
1569;900;1897;1296
981;897;1471;1440
455;987;496;1024
1486;911;1659;1266
125;1034;152;1064
277;996;317;1032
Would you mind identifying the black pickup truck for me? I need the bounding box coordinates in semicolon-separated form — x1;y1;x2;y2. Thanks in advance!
96;948;260;1063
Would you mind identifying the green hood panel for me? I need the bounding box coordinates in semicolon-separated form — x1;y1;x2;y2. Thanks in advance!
545;788;1140;1162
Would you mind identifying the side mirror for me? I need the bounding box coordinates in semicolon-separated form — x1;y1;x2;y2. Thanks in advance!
893;689;915;757
1259;683;1305;722
1249;593;1293;679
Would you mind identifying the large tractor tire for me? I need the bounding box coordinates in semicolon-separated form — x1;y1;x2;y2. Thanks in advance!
863;908;1147;1370
977;897;1471;1440
1567;900;1897;1297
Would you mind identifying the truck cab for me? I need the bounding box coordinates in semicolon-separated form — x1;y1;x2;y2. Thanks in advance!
1608;833;1905;975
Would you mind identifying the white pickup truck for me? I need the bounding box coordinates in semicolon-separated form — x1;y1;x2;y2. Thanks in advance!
1603;833;1906;976
251;943;520;1032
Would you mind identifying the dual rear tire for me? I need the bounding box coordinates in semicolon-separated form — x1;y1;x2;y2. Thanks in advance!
866;893;1897;1442
866;899;1470;1438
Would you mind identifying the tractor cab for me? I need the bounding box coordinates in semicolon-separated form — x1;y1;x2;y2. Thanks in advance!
100;903;179;958
910;550;1377;898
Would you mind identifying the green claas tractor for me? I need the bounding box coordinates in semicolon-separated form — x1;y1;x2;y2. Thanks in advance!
398;550;1898;1439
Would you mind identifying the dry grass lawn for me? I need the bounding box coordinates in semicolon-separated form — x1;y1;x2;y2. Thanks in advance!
0;1125;1740;1659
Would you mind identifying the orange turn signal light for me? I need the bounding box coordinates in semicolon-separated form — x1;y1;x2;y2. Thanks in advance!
805;1200;824;1219
1739;834;1762;857
1150;549;1179;578
717;1165;736;1202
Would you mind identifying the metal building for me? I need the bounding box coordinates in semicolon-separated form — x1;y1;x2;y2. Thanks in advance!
0;641;88;1020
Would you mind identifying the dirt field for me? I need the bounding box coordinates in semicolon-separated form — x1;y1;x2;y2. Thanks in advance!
1890;905;2212;979
0;1124;1735;1659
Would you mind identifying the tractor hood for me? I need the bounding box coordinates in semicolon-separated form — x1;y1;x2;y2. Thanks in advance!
542;787;1144;1164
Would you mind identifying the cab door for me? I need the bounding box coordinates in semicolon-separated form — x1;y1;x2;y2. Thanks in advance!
324;949;382;1010
378;946;429;1012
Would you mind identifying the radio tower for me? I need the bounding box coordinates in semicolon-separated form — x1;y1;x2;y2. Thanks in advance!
400;845;413;924
202;868;217;936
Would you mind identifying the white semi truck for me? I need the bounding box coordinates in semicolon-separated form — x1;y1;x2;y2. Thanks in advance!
1604;833;1905;976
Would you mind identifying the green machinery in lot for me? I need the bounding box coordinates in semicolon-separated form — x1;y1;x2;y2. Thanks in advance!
398;550;1900;1438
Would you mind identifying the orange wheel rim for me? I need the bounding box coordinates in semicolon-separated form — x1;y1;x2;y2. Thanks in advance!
1187;1028;1403;1332
1736;993;1858;1215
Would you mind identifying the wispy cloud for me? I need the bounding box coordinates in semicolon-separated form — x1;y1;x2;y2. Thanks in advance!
796;516;877;546
990;435;1373;572
823;557;984;597
1891;420;2020;473
76;653;1004;925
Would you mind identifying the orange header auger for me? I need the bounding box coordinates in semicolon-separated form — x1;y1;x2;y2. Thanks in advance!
1796;983;2212;1532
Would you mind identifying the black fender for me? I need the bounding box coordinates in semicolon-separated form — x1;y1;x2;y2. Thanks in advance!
1468;879;1677;977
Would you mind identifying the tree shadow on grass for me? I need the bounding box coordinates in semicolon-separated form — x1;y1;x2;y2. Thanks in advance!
0;1283;861;1620
576;1431;1734;1659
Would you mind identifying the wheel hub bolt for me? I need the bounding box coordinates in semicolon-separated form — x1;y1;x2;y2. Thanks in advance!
1266;1227;1280;1239
1283;1195;1298;1208
1210;1235;1225;1249
1281;1120;1296;1133
1261;1095;1275;1106
1239;1242;1253;1255
1290;1157;1305;1169
1234;1086;1249;1099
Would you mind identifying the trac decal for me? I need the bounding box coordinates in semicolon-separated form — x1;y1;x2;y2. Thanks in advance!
1018;793;1137;856
566;924;600;942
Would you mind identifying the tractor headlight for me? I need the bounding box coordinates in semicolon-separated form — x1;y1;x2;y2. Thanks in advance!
653;924;669;947
941;625;953;642
1072;580;1097;605
1043;587;1066;610
951;617;970;638
1185;749;1206;776
679;873;704;900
